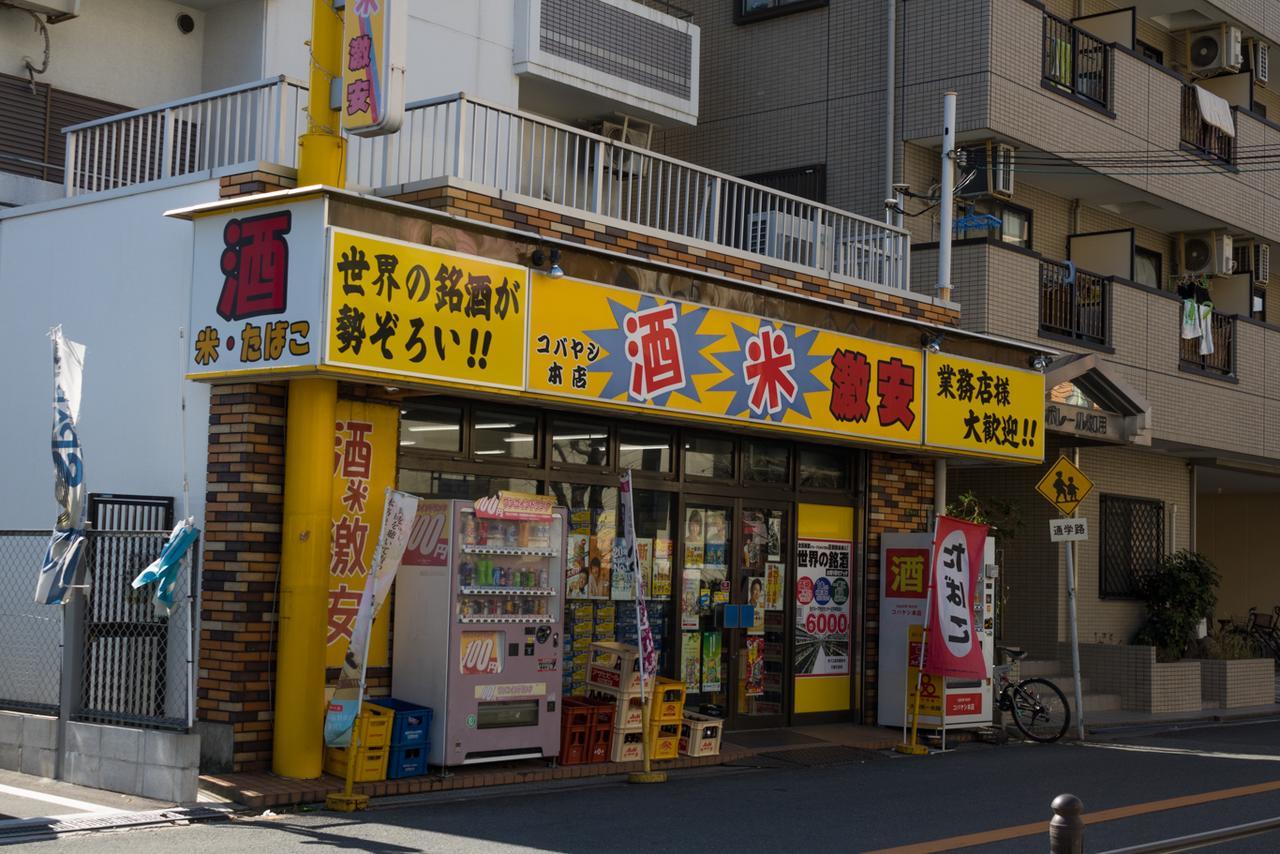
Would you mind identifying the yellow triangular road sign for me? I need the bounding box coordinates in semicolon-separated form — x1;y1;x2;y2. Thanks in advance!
1035;455;1093;516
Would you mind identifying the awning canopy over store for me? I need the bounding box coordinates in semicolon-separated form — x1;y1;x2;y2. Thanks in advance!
1044;353;1151;446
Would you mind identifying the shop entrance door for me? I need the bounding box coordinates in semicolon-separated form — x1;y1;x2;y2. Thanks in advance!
677;495;793;730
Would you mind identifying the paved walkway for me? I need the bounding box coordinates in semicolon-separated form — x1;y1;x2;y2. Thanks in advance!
199;723;899;809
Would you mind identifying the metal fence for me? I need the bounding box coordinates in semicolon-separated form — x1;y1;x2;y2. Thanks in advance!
0;532;63;714
1043;13;1112;110
0;528;193;731
1179;308;1235;377
347;93;911;292
1181;84;1235;165
1039;259;1109;346
62;75;307;196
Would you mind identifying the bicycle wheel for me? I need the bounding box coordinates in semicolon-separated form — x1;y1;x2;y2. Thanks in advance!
1009;678;1070;743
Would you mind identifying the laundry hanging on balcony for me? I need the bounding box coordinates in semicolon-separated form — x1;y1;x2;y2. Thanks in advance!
1193;85;1236;138
1198;300;1216;356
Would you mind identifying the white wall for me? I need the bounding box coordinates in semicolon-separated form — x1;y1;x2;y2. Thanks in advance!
0;0;206;106
405;2;519;107
202;0;266;91
262;0;310;85
0;182;218;532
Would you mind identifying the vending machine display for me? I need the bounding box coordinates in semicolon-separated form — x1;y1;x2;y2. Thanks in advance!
393;499;567;766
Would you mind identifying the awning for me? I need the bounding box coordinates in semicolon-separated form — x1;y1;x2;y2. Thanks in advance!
1195;85;1236;138
1044;354;1151;445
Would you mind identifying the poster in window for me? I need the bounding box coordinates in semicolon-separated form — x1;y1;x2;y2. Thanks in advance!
566;534;590;599
651;538;673;598
745;576;766;633
610;540;634;600
794;538;852;677
680;569;701;630
704;510;727;568
767;511;783;560
742;510;766;572
635;537;654;597
701;631;722;692
684;507;705;569
745;635;765;696
764;562;785;611
681;631;701;691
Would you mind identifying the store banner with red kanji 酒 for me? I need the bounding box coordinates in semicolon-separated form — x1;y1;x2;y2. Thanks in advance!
923;515;989;680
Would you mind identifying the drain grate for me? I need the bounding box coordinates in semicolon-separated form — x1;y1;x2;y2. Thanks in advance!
0;806;230;845
756;746;888;767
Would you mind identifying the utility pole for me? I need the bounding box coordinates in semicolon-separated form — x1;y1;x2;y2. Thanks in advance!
937;92;956;303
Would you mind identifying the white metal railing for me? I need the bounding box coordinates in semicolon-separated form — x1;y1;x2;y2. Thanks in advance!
62;76;307;197
348;93;910;292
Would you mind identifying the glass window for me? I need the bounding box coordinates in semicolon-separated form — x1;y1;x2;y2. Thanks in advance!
398;401;463;454
738;0;827;23
619;428;672;473
1100;495;1164;598
398;470;538;501
798;446;849;490
554;481;621;696
550;420;610;468
472;410;536;460
684;436;734;480
744;440;790;483
1134;247;1162;288
1000;207;1030;249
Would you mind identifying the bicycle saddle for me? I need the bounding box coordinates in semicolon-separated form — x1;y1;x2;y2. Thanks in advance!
997;645;1027;660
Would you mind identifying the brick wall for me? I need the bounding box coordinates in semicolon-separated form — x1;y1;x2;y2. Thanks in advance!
219;168;297;199
198;382;286;772
863;452;935;724
390;184;959;328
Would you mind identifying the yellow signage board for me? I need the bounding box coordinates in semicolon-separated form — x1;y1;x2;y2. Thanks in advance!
923;352;1045;462
906;624;943;722
1035;454;1094;516
324;228;527;390
328;400;398;668
527;274;925;448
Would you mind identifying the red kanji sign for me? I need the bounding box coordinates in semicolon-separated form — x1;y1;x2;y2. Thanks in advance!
742;326;797;415
624;303;686;401
216;212;291;321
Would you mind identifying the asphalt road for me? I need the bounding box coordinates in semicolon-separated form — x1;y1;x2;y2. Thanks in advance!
14;718;1280;853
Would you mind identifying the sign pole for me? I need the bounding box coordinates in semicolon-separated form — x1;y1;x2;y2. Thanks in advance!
897;573;933;756
1067;450;1085;741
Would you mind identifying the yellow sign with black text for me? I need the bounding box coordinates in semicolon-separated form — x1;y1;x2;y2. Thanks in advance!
527;273;925;448
324;229;527;390
923;352;1045;462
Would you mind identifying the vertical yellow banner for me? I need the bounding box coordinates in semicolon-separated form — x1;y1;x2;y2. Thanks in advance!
328;400;399;668
793;502;855;715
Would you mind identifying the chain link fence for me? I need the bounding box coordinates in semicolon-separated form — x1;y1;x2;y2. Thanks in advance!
0;531;63;714
0;526;195;731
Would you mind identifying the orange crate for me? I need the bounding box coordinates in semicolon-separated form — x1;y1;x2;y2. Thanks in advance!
559;698;593;765
679;712;724;757
610;728;645;763
647;722;680;761
649;677;686;723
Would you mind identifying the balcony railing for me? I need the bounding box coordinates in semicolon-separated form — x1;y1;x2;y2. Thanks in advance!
1180;85;1235;165
348;94;909;291
1042;14;1111;110
62;76;306;197
1039;259;1109;346
1180;309;1235;377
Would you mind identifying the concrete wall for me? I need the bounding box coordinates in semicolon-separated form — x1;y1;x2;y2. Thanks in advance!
0;712;198;803
0;0;206;107
202;0;267;91
0;181;217;531
1197;493;1280;621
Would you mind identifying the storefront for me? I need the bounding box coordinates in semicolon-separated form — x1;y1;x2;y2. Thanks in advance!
176;188;1047;770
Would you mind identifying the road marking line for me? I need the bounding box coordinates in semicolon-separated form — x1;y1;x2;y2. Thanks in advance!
0;782;125;815
864;778;1280;854
1082;742;1280;762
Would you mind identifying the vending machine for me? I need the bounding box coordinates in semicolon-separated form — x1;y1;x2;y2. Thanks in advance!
393;496;567;767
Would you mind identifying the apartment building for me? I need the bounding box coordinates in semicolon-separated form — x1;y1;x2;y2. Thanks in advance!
666;0;1280;688
0;0;1052;780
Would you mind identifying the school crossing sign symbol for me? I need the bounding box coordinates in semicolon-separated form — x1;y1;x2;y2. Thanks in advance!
1035;455;1094;516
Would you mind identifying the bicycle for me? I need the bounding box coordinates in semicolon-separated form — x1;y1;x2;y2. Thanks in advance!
994;646;1071;743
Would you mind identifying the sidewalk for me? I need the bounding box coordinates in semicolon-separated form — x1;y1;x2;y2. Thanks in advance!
1086;701;1280;733
199;723;900;810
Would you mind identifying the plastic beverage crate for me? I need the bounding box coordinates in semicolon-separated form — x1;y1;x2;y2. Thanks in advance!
610;728;645;763
679;712;724;757
353;703;394;750
324;744;389;782
586;642;642;694
368;698;433;748
587;685;645;730
559;698;593;765
646;722;680;760
586;700;616;764
649;677;686;723
386;744;429;779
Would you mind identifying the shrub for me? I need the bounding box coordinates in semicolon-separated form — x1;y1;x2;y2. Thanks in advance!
1133;550;1219;661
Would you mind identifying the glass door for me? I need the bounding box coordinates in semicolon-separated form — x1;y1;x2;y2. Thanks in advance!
732;501;791;729
676;496;733;718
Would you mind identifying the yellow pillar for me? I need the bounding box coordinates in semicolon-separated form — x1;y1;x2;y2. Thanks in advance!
297;0;346;188
273;0;344;779
273;378;337;778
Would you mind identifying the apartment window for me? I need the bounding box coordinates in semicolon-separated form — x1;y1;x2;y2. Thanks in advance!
736;0;827;24
957;200;1032;250
1253;287;1266;321
740;164;827;204
1136;40;1164;65
1100;495;1164;598
1133;247;1163;288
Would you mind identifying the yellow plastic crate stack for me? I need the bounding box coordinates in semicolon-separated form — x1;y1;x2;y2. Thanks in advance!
646;677;685;760
324;702;393;782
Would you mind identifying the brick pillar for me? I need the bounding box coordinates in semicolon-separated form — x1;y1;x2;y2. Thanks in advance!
863;453;935;724
219;166;298;199
198;382;287;772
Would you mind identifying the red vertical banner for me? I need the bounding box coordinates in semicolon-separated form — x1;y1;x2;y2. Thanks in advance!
923;516;989;680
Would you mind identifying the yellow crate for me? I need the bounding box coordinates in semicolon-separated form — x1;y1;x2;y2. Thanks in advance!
647;722;680;761
679;712;724;758
324;745;389;782
649;677;686;723
351;703;393;750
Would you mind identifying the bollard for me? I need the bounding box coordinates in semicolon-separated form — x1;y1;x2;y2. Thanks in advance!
1049;793;1085;854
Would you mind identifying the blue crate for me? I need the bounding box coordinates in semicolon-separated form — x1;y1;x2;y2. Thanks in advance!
386;744;429;779
368;698;433;748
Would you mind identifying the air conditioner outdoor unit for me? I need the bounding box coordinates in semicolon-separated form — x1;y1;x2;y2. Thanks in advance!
1188;25;1244;75
1180;231;1234;276
747;210;830;267
3;0;79;20
1232;240;1270;283
1248;39;1270;84
598;118;654;180
1255;242;1271;283
956;141;1016;199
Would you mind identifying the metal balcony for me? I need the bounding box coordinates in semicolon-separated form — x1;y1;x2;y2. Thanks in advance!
1042;13;1111;110
1039;259;1110;347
